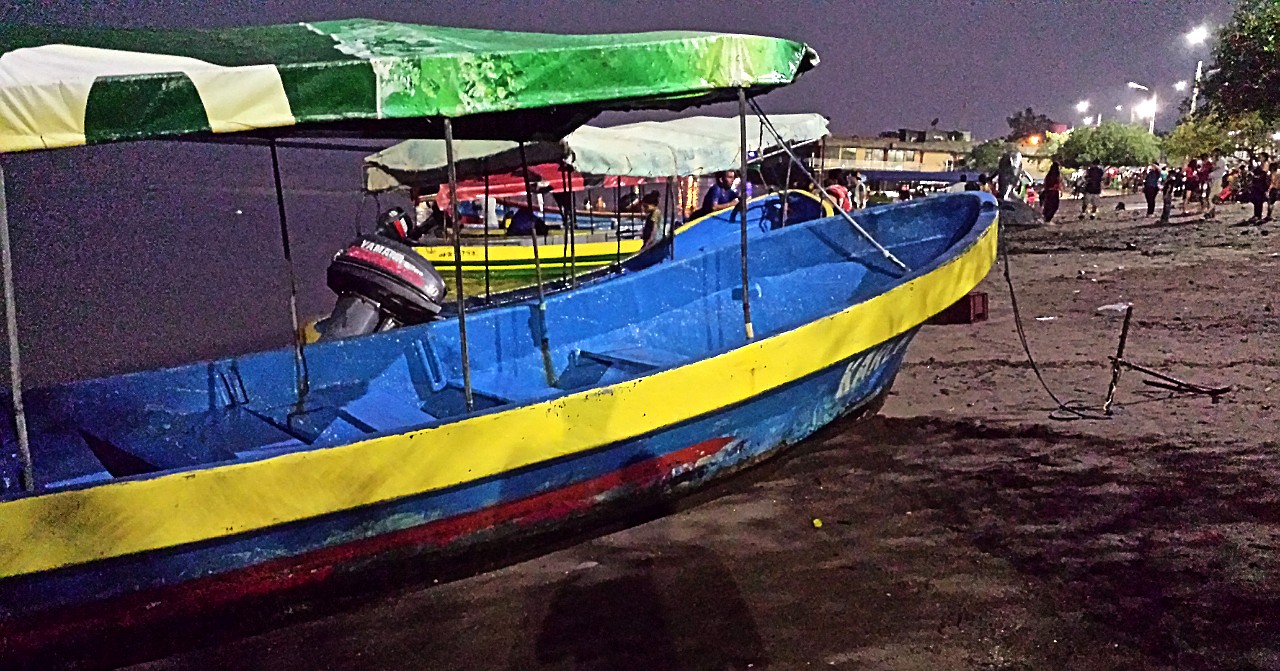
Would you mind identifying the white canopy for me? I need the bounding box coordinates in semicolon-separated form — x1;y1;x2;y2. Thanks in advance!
363;113;829;192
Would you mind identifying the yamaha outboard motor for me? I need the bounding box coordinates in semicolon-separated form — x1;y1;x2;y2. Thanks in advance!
318;208;448;339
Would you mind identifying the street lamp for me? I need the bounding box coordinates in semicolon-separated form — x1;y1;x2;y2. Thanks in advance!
1174;80;1188;92
1135;97;1158;134
1127;82;1157;132
1082;115;1094;126
1186;25;1210;115
1076;100;1090;114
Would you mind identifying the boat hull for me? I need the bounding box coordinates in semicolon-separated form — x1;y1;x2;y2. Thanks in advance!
0;329;913;657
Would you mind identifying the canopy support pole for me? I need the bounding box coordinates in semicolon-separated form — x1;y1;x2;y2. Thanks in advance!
747;99;909;273
444;119;474;412
483;159;492;302
737;89;755;341
670;172;680;254
565;169;578;288
0;162;33;492
558;172;568;280
614;182;623;271
520;142;557;386
781;154;793;226
269;139;310;412
673;176;684;260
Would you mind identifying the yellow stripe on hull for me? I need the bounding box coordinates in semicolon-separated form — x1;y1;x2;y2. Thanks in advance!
0;222;996;578
413;190;831;270
420;239;645;270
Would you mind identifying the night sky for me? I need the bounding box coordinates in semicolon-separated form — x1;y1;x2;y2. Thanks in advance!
0;0;1241;386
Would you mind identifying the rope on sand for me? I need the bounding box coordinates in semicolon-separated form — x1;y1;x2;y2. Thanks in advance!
998;216;1111;421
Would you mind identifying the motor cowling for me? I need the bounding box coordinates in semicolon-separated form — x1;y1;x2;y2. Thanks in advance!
326;233;448;326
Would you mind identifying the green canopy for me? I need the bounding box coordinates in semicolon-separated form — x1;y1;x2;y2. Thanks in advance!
0;19;818;153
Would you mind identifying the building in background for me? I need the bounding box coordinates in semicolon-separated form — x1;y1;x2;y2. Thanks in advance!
820;129;975;175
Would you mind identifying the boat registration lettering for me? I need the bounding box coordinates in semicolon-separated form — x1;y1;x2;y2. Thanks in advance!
836;338;909;400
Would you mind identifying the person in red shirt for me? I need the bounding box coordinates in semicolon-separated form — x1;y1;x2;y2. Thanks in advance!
824;171;853;211
1182;159;1201;215
1196;154;1214;214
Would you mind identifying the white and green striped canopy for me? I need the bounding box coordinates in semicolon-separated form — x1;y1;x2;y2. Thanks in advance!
0;19;818;153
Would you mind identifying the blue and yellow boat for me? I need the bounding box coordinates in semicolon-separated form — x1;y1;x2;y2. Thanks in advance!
0;18;997;659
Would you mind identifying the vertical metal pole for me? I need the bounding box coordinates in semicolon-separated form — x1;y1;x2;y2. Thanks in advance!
0;163;33;492
444;119;474;411
1189;60;1203;117
673;176;684;259
1103;305;1134;416
614;181;623;270
565;169;578;287
665;175;676;243
738;89;755;341
781;156;793;226
519;142;557;386
1149;93;1157;135
269;139;309;412
559;171;569;281
482;159;491;302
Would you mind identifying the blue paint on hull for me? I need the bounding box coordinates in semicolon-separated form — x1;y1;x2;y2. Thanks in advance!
0;330;912;620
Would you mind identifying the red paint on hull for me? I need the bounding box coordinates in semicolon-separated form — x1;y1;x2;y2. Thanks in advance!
0;436;735;657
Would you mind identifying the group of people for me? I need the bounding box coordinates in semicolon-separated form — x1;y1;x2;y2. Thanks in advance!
820;169;870;211
1135;152;1280;223
1028;150;1280;226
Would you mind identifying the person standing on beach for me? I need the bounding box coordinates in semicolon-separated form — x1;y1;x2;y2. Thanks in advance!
1042;161;1063;224
1182;158;1201;215
1080;159;1104;219
1248;160;1270;222
1268;161;1280;219
1160;166;1179;224
850;171;868;209
1142;161;1162;217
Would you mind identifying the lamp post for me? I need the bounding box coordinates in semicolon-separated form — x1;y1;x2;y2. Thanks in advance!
1127;82;1156;133
1186;25;1210;116
1075;101;1090;128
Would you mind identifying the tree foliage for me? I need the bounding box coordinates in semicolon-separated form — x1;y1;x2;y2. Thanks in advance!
1163;112;1274;162
1006;107;1058;141
1202;0;1280;124
1053;122;1160;168
966;138;1008;173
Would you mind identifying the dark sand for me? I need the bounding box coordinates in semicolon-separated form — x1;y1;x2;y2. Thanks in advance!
100;196;1280;670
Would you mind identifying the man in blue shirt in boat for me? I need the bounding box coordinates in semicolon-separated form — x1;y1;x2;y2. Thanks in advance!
505;206;547;236
701;170;741;213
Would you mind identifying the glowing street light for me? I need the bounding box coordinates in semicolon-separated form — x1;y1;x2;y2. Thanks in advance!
1076;100;1090;114
1186;25;1210;46
1174;81;1189;92
1082;115;1094;126
1135;96;1158;134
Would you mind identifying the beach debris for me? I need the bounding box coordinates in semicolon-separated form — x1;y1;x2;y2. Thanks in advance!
1103;305;1232;415
1096;302;1131;313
